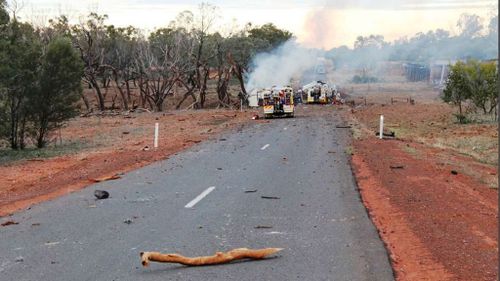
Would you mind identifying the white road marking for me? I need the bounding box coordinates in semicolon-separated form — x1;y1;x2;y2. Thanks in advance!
261;144;270;150
184;186;216;208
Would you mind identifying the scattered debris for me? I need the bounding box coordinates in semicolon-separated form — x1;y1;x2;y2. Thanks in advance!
1;220;19;227
219;138;227;141
375;131;396;138
142;146;150;151
244;189;258;193
261;196;280;200
27;158;44;162
451;170;458;175
254;225;273;229
90;175;121;183
124;219;133;224
390;165;405;169
31;223;40;226
122;131;130;135
140;247;283;267
251;114;260;120
94;190;110;200
217;167;223;170
15;256;24;263
44;241;60;246
336;125;352;129
328;151;336;154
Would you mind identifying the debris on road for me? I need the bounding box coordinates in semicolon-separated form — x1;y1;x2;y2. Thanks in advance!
140;247;283;267
261;196;280;200
219;138;227;141
336;125;352;129
27;158;44;162
94;190;110;200
328;151;336;154
123;219;133;224
451;170;458;175
244;189;258;193
15;256;24;263
251;114;260;120
1;220;19;227
254;225;273;229
90;175;121;183
390;165;405;169
375;131;396;138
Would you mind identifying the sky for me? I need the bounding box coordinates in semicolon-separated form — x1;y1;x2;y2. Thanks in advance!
10;0;498;49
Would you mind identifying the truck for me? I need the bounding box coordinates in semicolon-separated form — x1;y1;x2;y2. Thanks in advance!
301;81;335;104
261;86;295;118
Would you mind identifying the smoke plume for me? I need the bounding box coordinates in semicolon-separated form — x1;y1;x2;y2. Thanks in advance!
245;40;320;91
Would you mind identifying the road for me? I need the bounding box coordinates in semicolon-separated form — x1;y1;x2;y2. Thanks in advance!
0;106;394;281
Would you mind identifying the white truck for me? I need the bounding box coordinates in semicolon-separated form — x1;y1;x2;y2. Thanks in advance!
302;81;336;104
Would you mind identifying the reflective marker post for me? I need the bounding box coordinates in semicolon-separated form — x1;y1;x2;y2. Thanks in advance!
154;123;159;148
379;115;384;140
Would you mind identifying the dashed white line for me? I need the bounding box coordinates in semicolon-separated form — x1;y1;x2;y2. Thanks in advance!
261;144;270;150
184;186;216;208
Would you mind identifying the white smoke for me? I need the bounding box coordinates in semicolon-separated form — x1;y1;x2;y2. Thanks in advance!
245;40;320;91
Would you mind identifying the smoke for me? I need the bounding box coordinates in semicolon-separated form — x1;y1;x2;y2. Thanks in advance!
300;8;336;49
245;40;321;90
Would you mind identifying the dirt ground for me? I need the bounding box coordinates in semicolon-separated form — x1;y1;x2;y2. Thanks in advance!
345;82;498;281
0;109;259;217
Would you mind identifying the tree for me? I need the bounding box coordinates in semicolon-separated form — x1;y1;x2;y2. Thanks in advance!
457;13;484;38
466;61;498;116
28;37;83;148
0;0;8;25
487;15;498;39
354;34;386;49
72;13;109;111
103;25;140;110
0;20;41;149
442;62;471;123
248;23;292;50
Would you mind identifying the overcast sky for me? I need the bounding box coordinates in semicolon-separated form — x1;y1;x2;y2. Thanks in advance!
10;0;498;48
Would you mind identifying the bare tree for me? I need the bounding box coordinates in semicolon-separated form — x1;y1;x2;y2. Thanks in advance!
72;13;108;111
135;30;192;111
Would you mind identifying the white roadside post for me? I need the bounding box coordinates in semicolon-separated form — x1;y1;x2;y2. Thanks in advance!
154;122;159;148
379;115;384;140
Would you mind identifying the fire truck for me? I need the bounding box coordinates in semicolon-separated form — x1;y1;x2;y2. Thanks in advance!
261;86;295;118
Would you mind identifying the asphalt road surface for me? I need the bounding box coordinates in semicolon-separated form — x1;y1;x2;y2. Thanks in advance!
0;106;394;281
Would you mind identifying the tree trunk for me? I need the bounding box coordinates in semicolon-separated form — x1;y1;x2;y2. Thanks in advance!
199;68;209;108
9;99;19;150
80;92;91;111
19;116;26;150
90;78;105;111
125;80;132;100
114;78;129;110
234;65;247;96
